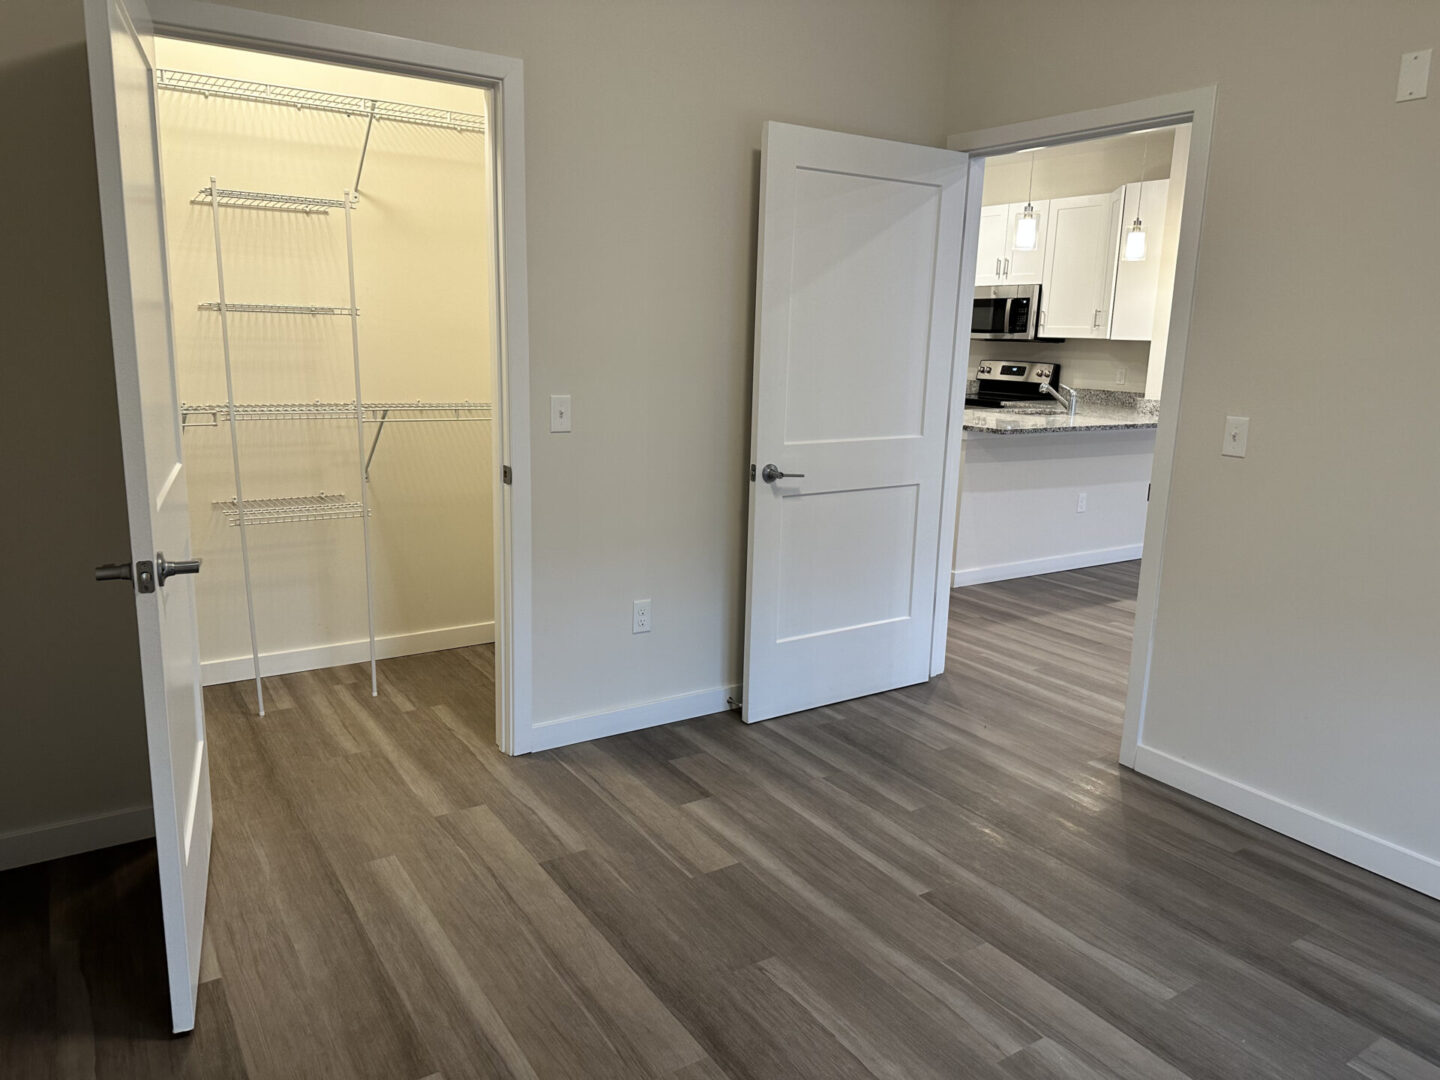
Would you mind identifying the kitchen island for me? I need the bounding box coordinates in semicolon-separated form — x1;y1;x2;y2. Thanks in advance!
952;393;1158;586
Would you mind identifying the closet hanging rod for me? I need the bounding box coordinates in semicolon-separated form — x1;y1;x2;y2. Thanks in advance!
156;69;486;133
197;302;358;316
192;187;348;214
181;400;493;428
214;493;368;526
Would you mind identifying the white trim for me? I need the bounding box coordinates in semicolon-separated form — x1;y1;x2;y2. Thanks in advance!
529;686;740;753
951;544;1142;588
1133;744;1440;902
947;87;1217;771
147;0;533;756
930;154;986;677
201;622;495;685
0;806;155;873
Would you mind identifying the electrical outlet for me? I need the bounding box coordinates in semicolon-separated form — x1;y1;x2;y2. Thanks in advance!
632;598;652;634
1076;492;1087;513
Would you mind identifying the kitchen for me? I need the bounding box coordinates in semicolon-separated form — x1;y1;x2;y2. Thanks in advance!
952;124;1190;586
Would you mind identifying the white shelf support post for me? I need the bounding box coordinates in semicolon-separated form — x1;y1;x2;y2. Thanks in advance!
344;192;379;697
207;177;266;716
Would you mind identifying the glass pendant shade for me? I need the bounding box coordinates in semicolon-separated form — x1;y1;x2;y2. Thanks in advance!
1013;205;1039;251
1122;218;1147;261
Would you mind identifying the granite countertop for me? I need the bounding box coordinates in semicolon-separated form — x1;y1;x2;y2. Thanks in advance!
962;389;1159;435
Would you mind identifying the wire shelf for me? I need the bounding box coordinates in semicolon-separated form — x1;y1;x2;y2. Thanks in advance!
192;187;348;214
197;302;358;316
157;69;486;133
181;400;493;428
214;493;368;526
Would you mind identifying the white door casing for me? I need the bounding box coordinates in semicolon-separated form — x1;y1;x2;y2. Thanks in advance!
85;0;211;1034
743;122;970;724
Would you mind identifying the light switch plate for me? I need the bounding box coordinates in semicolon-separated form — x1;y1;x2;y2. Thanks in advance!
1222;415;1249;458
1397;48;1431;102
550;394;572;433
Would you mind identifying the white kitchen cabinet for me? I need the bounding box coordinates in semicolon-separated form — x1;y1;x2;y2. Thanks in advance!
975;204;1008;285
1109;179;1169;340
975;200;1050;286
1039;192;1120;339
1002;200;1049;285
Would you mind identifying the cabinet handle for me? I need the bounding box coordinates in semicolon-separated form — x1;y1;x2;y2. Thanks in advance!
995;258;1002;277
1003;257;1010;277
1093;308;1104;328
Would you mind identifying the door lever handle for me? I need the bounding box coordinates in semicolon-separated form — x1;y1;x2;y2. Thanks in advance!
761;464;805;483
156;552;202;585
95;561;133;582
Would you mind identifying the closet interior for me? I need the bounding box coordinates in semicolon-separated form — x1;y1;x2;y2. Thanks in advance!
154;39;499;716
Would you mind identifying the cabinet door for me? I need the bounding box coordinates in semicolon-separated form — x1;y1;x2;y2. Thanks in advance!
974;204;1007;286
1110;179;1169;340
1003;199;1049;285
1040;194;1117;339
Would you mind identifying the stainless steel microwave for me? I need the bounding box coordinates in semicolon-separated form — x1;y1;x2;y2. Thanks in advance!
972;284;1040;340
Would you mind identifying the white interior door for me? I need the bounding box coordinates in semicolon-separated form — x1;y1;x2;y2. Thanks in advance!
85;0;211;1034
743;122;969;724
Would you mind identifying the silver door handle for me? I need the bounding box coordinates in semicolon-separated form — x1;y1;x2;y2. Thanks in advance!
1003;257;1010;277
95;561;133;582
156;552;202;585
761;464;804;483
995;257;1002;277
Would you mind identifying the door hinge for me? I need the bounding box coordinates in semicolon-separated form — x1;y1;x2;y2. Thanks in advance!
749;463;756;482
502;465;512;485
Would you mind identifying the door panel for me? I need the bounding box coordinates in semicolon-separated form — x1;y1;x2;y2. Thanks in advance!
744;122;968;724
85;0;210;1034
1040;193;1116;339
1005;198;1049;285
974;203;1006;286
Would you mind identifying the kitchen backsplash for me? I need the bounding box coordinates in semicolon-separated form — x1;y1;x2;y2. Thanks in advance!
968;337;1151;393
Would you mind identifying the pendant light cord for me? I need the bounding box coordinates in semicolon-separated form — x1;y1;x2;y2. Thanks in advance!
1136;133;1149;224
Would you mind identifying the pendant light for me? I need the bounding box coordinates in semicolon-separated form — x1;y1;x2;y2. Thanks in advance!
1013;150;1039;251
1122;133;1149;261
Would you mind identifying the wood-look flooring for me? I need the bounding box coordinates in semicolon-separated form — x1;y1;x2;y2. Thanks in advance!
5;562;1440;1079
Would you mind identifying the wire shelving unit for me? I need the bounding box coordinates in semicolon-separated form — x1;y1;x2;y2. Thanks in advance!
197;302;358;316
214;493;368;527
180;400;493;428
156;69;486;133
192;187;348;214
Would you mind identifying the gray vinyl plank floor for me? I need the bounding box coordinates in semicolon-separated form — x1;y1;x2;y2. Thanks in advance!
5;562;1440;1079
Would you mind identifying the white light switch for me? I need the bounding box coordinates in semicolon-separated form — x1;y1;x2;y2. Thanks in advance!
1397;48;1431;102
550;394;572;433
1222;416;1249;458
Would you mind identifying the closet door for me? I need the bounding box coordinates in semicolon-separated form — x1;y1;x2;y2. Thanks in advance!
743;122;969;724
84;0;211;1035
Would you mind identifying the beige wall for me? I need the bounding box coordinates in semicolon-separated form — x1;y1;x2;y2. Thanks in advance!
948;1;1440;880
0;0;154;858
0;0;954;856
155;40;495;676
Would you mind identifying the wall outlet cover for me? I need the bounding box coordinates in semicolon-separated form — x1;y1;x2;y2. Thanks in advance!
1397;48;1432;102
632;598;652;634
550;394;572;433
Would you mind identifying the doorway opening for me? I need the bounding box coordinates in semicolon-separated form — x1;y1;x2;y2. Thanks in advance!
946;90;1215;767
150;34;511;737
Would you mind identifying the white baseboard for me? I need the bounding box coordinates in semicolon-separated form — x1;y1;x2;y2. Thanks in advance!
202;621;495;686
952;544;1143;588
0;805;155;872
1133;744;1440;902
529;684;740;753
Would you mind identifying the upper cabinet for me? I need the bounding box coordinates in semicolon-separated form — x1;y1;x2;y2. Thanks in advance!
1109;179;1169;340
1038;193;1121;339
975;200;1050;287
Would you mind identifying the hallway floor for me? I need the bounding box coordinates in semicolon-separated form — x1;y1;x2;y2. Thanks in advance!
5;563;1440;1078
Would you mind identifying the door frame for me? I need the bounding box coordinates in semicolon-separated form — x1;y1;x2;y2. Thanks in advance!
945;87;1217;768
147;0;534;753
